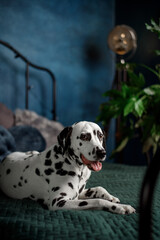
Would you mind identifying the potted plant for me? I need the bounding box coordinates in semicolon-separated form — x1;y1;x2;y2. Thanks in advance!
97;19;160;163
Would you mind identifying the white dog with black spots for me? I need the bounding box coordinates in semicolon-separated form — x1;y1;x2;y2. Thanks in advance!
0;121;135;214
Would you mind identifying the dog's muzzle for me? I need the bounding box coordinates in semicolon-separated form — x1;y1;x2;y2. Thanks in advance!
80;150;106;172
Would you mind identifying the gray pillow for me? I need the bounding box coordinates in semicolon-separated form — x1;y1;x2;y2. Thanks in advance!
9;125;46;152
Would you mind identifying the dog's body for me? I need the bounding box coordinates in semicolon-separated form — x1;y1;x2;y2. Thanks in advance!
0;121;135;214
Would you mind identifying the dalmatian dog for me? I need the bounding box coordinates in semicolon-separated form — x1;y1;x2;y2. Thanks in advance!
0;121;135;214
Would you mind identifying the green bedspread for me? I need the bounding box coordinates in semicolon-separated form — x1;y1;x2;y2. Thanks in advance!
0;163;159;240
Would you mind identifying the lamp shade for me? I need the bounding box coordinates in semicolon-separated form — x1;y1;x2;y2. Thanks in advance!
108;25;137;55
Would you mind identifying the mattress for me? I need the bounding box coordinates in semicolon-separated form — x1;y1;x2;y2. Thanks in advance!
0;163;159;240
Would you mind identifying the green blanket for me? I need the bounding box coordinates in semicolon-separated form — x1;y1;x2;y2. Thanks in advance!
0;163;158;240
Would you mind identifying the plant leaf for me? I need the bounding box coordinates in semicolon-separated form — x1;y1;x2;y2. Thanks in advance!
123;97;136;116
135;99;145;117
127;71;145;88
143;87;155;95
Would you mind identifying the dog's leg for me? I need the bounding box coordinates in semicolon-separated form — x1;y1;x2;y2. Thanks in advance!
49;197;135;214
78;187;120;203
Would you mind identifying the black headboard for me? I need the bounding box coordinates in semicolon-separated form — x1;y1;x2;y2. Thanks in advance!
0;40;56;120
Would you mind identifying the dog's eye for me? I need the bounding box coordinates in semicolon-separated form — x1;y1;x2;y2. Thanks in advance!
80;133;91;141
97;131;103;141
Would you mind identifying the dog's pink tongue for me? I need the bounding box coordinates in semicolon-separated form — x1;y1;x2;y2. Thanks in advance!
90;161;102;171
81;155;102;171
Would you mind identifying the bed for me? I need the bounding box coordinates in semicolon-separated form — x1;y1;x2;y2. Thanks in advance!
0;41;159;240
0;163;159;240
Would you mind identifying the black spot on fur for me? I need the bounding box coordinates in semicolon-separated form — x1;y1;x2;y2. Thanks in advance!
68;182;74;189
54;145;63;155
37;199;48;209
44;168;54;175
55;154;59;159
68;148;75;157
52;198;57;206
35;168;41;176
79;201;88;207
52;187;60;192
6;169;11;175
13;185;16;188
57;200;66;207
65;158;71;165
80;133;91;141
45;178;50;184
57;196;64;201
79;142;82;146
112;206;116;210
85;188;94;197
20;176;23;180
103;207;109;211
79;184;85;194
57;127;72;154
60;192;67;196
45;159;52;166
78;174;81;180
46;150;51;158
23;165;29;172
101;194;105;198
56;169;68;176
93;130;96;135
30;195;35;199
92;148;95;155
55;161;63;170
18;182;22;187
76;159;83;166
93;192;97;198
24;179;27;184
68;171;76;177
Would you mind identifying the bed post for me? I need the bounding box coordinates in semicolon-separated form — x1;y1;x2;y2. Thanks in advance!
25;63;29;109
139;148;160;240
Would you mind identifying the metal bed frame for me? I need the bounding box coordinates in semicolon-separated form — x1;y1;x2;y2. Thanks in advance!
0;40;56;120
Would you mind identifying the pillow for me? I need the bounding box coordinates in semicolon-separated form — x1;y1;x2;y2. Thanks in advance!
9;125;46;152
0;125;16;162
14;109;64;148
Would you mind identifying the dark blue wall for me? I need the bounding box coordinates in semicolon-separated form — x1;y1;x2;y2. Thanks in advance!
0;0;115;156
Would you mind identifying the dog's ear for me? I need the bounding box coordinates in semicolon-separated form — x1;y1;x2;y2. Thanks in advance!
57;127;73;154
102;130;106;150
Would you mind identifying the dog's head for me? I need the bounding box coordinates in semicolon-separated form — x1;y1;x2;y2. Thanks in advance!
57;121;106;172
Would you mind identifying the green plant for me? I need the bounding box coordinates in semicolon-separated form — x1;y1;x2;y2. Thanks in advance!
97;19;160;160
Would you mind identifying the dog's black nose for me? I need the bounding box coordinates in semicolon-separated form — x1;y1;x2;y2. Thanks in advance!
96;149;106;159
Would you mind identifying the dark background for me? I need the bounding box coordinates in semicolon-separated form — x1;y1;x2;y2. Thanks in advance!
115;0;160;165
116;0;160;85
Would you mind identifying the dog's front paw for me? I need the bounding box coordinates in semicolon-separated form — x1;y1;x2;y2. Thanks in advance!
103;203;136;215
112;204;136;215
123;205;136;215
109;196;120;203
